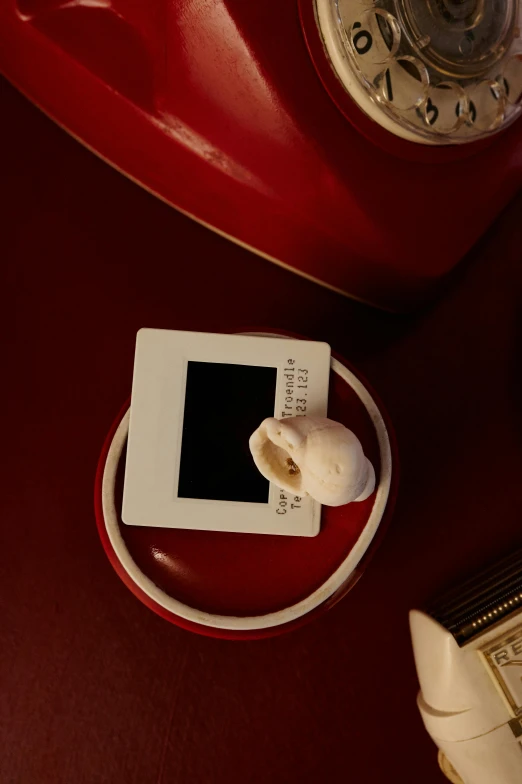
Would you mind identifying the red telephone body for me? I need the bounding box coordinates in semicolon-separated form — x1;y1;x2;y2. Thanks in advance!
1;0;521;310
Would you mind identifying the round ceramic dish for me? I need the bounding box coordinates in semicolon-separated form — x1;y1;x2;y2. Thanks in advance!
94;348;398;639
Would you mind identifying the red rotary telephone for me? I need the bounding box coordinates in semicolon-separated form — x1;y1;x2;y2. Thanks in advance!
1;0;521;310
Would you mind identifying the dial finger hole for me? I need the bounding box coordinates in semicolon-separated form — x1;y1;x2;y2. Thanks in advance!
349;9;401;65
500;52;522;105
374;56;429;111
419;81;468;134
464;78;506;131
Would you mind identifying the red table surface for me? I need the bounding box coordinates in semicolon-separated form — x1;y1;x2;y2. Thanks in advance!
2;74;522;783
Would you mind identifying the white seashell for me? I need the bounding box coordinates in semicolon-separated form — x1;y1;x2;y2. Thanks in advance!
249;416;375;507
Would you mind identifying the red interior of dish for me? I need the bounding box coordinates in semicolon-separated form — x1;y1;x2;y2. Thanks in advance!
115;367;382;617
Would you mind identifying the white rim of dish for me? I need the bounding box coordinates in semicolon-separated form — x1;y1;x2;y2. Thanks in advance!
101;356;392;630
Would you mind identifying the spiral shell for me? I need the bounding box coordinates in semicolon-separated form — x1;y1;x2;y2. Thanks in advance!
249;416;375;507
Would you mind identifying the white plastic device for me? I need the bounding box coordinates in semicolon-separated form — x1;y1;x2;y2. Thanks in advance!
411;550;522;783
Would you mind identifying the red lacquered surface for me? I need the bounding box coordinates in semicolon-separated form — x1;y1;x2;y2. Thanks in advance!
4;78;522;783
94;352;396;638
1;0;521;310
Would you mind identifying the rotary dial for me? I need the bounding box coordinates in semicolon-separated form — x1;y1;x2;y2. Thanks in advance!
316;0;522;143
